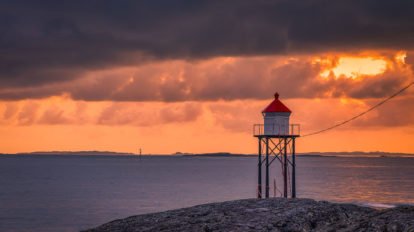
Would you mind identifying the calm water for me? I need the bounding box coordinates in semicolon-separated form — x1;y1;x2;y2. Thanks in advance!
0;155;413;231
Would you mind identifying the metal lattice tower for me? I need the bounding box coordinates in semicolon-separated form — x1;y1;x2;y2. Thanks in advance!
253;93;300;198
254;131;299;198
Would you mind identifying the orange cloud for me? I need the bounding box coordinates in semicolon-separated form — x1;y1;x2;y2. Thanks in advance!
0;52;413;154
320;56;387;78
2;51;412;102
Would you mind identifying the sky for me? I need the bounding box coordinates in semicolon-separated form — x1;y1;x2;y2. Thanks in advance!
1;0;414;154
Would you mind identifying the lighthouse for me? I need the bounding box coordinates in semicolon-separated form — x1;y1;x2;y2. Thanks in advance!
262;93;291;135
253;92;300;199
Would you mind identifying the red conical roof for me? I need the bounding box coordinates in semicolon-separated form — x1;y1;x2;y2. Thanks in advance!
262;92;292;113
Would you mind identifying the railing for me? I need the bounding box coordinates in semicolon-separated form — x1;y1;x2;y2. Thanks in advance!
253;124;300;136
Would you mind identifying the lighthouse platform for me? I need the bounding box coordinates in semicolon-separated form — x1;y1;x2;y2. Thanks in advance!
253;123;300;137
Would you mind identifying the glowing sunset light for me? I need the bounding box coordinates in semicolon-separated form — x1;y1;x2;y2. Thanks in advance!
1;50;414;154
395;51;407;64
320;56;387;79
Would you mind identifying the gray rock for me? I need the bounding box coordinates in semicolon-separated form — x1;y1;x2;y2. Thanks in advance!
83;198;414;232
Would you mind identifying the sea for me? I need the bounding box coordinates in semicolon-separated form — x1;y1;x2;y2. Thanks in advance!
0;154;413;231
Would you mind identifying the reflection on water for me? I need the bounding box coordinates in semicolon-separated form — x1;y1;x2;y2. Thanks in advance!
0;155;413;232
297;156;414;205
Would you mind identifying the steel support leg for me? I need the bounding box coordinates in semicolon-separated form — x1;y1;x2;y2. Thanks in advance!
265;138;269;198
283;138;288;198
258;138;262;198
292;138;296;198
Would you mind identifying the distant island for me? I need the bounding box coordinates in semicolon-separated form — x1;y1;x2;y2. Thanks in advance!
0;151;413;158
0;151;136;156
303;151;414;158
174;152;251;157
174;151;414;158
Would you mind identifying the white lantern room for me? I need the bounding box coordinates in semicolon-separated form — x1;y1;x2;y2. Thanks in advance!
262;93;292;135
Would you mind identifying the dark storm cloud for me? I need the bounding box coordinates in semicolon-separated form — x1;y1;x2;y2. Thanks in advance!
1;0;414;97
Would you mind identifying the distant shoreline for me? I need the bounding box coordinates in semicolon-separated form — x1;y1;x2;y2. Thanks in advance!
1;150;414;158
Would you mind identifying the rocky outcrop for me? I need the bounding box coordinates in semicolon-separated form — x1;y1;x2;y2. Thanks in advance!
84;198;414;232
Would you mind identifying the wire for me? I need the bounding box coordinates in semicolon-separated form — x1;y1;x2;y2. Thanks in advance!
301;81;414;138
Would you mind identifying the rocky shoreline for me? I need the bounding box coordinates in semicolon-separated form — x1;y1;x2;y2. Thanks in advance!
84;198;414;232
